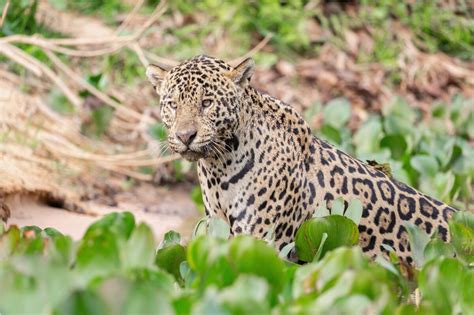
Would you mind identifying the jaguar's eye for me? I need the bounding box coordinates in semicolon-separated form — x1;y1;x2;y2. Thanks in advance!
169;102;177;110
202;99;212;108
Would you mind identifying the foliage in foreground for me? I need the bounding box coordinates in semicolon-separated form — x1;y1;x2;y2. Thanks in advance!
1;210;473;315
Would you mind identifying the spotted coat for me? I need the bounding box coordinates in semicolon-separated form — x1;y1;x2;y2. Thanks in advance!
146;55;457;264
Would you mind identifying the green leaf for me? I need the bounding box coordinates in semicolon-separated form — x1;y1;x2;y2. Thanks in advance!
449;211;474;264
383;116;414;135
53;290;108;315
228;236;286;295
75;231;121;282
155;244;186;281
424;238;456;262
380;134;407;160
323;97;351;128
418;258;470;314
320;124;342;144
119;280;174;315
218;276;271;315
410;155;439;177
187;236;236;288
0;226;20;259
331;197;345;215
382;97;417;122
84;212;135;241
354;117;383;156
344;199;363;225
208;217;231;240
313;201;330;218
403;222;430;268
191;185;205;214
192;217;208;239
158;230;181;250
122;223;155;269
295;215;359;262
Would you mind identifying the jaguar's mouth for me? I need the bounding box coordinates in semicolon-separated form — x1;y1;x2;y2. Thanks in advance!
180;149;204;161
169;139;213;161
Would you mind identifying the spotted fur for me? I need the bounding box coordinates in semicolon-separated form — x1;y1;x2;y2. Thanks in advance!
146;55;457;264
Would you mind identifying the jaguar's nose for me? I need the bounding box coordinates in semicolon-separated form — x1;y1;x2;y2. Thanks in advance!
176;129;197;146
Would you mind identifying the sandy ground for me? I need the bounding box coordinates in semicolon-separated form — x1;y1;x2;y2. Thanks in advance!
6;183;201;242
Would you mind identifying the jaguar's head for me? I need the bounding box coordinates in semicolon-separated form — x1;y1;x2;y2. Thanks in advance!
146;55;254;161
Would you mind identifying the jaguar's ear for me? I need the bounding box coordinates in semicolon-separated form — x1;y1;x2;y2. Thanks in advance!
146;64;168;88
227;57;255;87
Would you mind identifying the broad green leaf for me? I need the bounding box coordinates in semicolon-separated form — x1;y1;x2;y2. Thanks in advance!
84;212;135;241
313;201;330;218
208;217;230;240
375;255;400;277
320;124;342;144
423;238;455;262
53;290;108;315
76;231;121;282
120;282;174;315
47;234;75;265
382;97;417;123
122;223;155;269
410;155;439;177
380;134;407;160
43;227;63;238
187;236;236;288
449;211;474;264
179;261;196;289
383;116;414;135
403;222;430;268
331;197;345;215
191;288;230;315
0;263;51;314
192;217;208;239
158;230;181;250
354;117;383;156
344;199;363;225
323;97;351;128
218;276;271;315
173;292;196;315
228;236;286;294
0;226;20;259
419;258;470;314
295;215;359;262
191;185;205;214
155;244;186;281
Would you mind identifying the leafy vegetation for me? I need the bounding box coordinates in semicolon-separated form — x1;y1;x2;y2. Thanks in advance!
1;210;473;314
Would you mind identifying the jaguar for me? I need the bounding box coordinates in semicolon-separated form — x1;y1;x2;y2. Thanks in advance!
146;55;457;264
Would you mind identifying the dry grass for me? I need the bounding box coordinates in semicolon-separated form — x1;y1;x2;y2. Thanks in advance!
0;0;276;220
